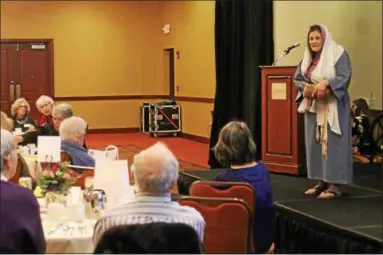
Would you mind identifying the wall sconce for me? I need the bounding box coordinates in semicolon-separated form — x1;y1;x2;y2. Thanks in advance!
162;24;171;35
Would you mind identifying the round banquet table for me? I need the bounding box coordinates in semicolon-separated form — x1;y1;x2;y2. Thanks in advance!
42;215;96;254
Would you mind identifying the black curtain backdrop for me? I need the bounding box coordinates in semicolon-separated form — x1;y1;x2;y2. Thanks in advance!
208;0;274;168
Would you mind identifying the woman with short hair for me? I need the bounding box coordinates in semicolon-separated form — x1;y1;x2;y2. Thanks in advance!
36;95;54;126
213;121;275;254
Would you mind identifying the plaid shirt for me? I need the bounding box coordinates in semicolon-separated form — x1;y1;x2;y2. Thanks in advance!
93;193;205;244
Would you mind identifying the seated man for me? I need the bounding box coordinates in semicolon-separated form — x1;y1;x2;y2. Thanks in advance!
40;102;73;136
60;116;94;167
92;142;205;244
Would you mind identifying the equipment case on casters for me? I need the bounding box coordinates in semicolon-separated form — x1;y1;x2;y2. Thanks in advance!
149;103;181;137
140;104;150;132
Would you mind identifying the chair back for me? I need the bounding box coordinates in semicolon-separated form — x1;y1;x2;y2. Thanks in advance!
94;222;203;254
105;145;119;160
75;169;94;189
190;181;255;252
70;168;94;189
60;151;73;163
190;181;255;209
179;196;252;254
9;154;23;184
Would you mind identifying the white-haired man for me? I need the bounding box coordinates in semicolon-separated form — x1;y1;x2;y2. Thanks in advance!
0;129;45;253
60;116;94;167
92;142;205;244
44;102;73;136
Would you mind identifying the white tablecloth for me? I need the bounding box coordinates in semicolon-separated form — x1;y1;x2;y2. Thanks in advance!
43;218;96;254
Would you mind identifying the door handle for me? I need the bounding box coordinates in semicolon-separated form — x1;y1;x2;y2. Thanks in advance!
15;84;21;99
9;84;15;101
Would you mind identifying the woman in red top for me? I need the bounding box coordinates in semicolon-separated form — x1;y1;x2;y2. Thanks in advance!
35;95;54;126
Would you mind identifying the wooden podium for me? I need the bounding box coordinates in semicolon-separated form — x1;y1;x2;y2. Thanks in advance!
260;66;306;176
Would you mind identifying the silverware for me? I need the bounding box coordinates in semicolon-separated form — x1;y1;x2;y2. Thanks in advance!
47;222;63;236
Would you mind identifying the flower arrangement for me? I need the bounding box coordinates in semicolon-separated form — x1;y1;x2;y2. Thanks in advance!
35;161;78;196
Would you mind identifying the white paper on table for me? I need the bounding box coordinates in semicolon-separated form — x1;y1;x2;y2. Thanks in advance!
37;136;61;162
67;204;86;221
20;146;30;155
14;128;23;135
93;160;130;209
70;186;82;205
27;143;37;155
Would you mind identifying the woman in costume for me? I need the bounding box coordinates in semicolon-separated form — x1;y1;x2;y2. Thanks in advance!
294;24;353;199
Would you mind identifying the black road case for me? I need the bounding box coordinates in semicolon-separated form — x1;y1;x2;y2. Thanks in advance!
140;104;150;132
149;104;181;137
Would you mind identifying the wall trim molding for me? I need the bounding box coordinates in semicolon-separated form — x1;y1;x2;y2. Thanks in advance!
54;95;214;103
176;96;214;103
55;95;169;101
87;127;140;134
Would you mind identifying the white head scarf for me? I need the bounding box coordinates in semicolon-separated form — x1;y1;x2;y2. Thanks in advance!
300;25;344;83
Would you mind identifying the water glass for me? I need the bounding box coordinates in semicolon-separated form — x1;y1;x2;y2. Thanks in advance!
19;177;32;190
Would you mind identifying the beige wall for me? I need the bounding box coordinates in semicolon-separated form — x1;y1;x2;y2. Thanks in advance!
1;1;163;129
274;1;382;109
2;1;380;135
159;1;215;137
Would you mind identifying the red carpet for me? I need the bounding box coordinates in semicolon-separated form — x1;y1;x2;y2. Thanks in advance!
86;133;210;170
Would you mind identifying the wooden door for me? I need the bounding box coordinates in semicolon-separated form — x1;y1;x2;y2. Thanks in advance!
0;40;53;122
162;48;175;100
18;43;51;121
0;43;17;116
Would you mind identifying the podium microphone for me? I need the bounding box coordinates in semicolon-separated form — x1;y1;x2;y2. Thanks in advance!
284;42;300;54
272;42;300;66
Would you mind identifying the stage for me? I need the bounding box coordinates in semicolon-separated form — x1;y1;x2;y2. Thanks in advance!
178;162;382;253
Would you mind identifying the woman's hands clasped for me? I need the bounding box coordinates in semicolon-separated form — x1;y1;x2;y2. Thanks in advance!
312;80;329;99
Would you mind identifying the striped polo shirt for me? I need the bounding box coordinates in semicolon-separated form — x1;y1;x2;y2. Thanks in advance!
92;193;205;244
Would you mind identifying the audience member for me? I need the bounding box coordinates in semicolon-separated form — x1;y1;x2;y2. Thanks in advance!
1;111;13;131
0;129;46;253
351;97;377;155
11;98;37;145
213;121;275;254
92;142;205;244
60;116;94;167
36;95;54;126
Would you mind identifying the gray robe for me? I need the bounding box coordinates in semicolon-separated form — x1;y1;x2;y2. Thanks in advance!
294;51;353;184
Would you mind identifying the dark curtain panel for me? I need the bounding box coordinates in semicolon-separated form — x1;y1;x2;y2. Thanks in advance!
208;0;274;168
